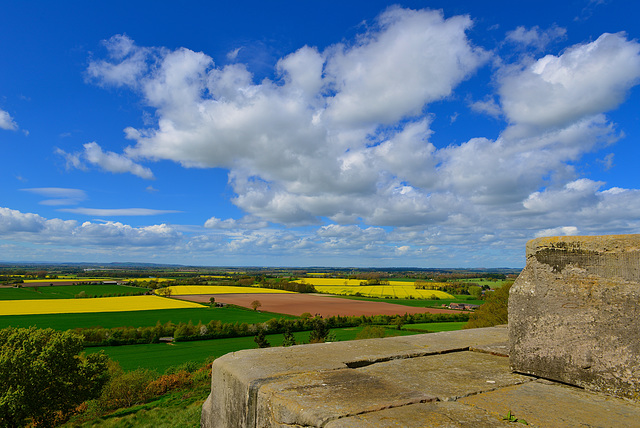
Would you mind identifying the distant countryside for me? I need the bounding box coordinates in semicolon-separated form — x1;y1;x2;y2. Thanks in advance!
0;264;517;426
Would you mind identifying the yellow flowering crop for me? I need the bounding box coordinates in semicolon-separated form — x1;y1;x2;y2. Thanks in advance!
297;278;364;286
310;284;454;299
0;295;204;316
155;285;294;295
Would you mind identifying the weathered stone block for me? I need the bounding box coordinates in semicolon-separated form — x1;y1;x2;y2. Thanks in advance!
509;234;640;400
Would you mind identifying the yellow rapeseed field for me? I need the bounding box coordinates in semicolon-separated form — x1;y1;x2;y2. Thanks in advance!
0;295;204;316
23;277;110;283
155;285;294;295
294;278;453;299
312;285;454;299
298;278;363;286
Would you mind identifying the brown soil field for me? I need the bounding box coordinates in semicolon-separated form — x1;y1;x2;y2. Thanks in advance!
175;293;461;317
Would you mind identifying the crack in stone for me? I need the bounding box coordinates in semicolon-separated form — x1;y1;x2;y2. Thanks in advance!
344;347;470;368
317;397;435;427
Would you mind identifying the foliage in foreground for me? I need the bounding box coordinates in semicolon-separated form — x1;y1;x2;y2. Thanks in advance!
463;282;512;329
0;327;109;427
65;361;212;427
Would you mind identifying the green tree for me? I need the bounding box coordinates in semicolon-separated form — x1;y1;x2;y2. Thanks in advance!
156;287;172;297
254;329;271;348
0;327;109;427
309;317;331;343
250;300;262;311
464;282;513;329
282;328;297;347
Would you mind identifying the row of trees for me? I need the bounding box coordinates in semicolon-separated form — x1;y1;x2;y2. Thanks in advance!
75;311;470;347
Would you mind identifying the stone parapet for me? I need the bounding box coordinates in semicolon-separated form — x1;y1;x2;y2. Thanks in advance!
509;234;640;400
201;324;640;427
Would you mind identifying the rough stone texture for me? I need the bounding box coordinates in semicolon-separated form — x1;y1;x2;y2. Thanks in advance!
201;324;640;427
324;402;515;428
509;234;640;400
201;327;511;428
460;380;640;428
255;351;531;427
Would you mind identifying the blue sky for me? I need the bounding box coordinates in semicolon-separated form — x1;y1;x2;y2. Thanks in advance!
1;0;639;267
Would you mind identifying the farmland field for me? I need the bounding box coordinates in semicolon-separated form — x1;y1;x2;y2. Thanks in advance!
298;278;447;287
294;278;453;299
0;284;147;300
0;306;294;330
402;321;468;332
156;285;293;295
329;294;484;308
312;285;454;299
22;277;112;283
178;293;460;317
454;278;512;288
86;327;420;372
0;295;204;316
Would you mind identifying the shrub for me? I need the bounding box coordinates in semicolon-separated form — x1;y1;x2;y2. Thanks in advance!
145;371;193;397
97;367;157;410
165;360;200;375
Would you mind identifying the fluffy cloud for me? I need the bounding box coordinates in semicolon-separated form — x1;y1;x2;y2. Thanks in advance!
57;142;154;179
505;25;567;51
204;216;268;229
73;7;640;262
0;109;18;131
0;207;180;247
500;32;640;131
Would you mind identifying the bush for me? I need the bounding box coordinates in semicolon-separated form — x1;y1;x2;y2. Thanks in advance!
145;371;193;397
165;360;200;375
97;367;157;410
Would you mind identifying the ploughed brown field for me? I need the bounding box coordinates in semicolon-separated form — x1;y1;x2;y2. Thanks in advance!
174;293;460;317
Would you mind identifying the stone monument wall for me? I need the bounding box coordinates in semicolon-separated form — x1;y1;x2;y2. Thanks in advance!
509;234;640;400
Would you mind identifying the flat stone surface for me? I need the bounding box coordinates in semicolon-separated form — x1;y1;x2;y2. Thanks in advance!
460;379;640;428
358;352;531;401
202;327;509;428
256;351;531;427
202;325;640;428
324;402;514;427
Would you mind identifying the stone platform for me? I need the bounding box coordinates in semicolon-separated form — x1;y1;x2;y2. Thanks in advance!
201;326;640;427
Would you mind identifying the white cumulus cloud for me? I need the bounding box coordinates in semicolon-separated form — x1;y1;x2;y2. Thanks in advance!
57;142;155;179
0;109;18;131
73;7;640;260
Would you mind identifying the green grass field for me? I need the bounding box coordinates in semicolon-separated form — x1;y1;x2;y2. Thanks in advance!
86;326;420;372
454;278;512;288
0;284;148;300
402;321;468;332
0;306;295;330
